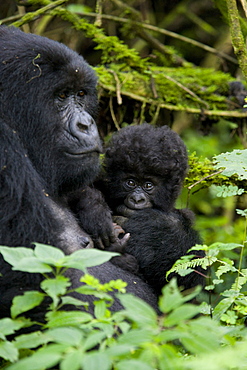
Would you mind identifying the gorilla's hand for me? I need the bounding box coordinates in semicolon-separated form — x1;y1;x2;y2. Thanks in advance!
67;186;117;249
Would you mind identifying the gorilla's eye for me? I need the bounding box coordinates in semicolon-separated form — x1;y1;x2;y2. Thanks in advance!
126;179;136;188
58;91;67;100
143;181;154;191
78;90;85;97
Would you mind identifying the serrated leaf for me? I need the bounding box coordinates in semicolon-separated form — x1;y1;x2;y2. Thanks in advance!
60;350;84;370
12;257;53;273
11;291;45;319
14;331;50;349
63;249;119;270
34;243;65;264
47;327;83;346
0;246;33;267
61;295;89;308
214;149;247;179
116;360;153;370
213;297;235;321
46;310;92;328
83;332;107;351
164;304;201;327
41;276;70;307
0;341;18;362
0;318;25;338
6;349;62;370
118;293;157;328
82;352;111;370
118;329;153;346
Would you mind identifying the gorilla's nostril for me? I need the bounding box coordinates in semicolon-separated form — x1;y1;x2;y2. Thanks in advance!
77;123;88;132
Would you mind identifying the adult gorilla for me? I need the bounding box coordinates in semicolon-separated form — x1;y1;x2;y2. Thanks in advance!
0;26;157;319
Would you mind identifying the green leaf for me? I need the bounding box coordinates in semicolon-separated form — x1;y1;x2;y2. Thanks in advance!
94;300;107;319
83;332;107;351
60;350;84;370
46;311;92;328
159;279;185;313
61;295;89;308
118;329;153;346
6;348;62;370
12;257;53;273
41;276;70;307
116;360;153;370
14;331;49;349
0;318;25;338
213;297;235;321
0;246;33;267
34;243;65;264
214;149;247;180
63;249;119;270
163;304;201;327
47;327;83;346
180;318;222;354
106;344;135;357
118;294;157;328
11;291;45;319
0;341;18;362
82;352;111;370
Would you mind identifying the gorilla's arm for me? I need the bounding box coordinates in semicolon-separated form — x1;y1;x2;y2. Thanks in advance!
66;187;119;249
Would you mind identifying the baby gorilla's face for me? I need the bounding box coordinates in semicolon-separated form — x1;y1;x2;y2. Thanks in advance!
115;175;161;217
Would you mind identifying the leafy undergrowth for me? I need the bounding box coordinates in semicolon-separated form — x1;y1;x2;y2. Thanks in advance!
0;242;247;370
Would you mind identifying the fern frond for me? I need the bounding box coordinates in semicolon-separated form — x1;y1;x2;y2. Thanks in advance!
166;256;209;279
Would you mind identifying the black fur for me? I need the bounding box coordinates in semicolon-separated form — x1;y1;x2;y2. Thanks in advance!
100;124;205;295
0;27;158;320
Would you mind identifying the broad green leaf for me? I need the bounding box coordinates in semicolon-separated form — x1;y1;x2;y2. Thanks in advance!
213;297;235;321
0;318;24;338
12;257;53;273
214;149;247;180
163;304;201;327
46;310;92;328
34;243;65;264
11;291;45;319
6;350;61;370
106;344;135;357
118;293;157;328
47;327;84;346
63;249;119;270
61;295;89;308
14;331;49;349
180;318;222;354
61;350;84;370
158;344;181;370
82;352;111;370
0;341;18;362
0;246;33;267
82;332;107;351
41;276;70;307
94;300;107;319
159;279;185;313
118;329;153;346
116;360;153;370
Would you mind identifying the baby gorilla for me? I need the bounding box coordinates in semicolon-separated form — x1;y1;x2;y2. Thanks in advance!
99;123;204;296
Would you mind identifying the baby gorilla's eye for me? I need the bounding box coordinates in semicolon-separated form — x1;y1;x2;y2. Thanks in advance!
77;90;85;97
126;179;136;188
143;181;154;190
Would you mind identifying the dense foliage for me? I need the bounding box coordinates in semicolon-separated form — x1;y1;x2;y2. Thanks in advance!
1;0;247;368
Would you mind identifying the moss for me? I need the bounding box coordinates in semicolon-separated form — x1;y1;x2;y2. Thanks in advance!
95;65;242;117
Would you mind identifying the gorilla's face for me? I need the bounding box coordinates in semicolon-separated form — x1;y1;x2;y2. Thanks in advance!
0;27;102;195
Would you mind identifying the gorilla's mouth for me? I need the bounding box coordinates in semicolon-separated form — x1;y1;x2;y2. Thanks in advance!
65;149;101;158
